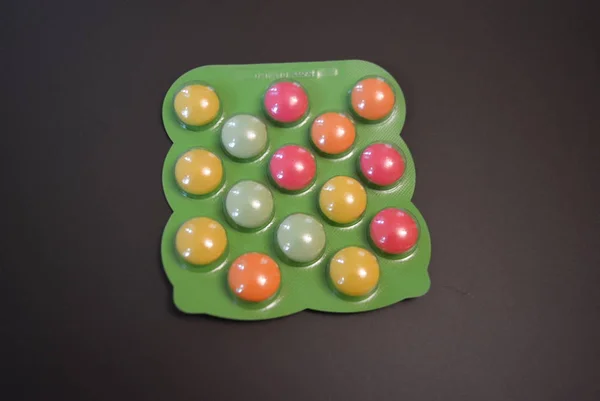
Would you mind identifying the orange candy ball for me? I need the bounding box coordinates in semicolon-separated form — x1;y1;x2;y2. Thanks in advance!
351;77;395;121
310;112;356;155
228;253;281;303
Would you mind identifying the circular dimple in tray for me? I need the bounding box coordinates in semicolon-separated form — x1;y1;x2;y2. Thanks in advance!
161;60;431;319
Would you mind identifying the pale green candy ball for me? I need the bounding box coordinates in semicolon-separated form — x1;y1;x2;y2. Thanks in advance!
221;115;268;160
277;214;326;263
225;181;274;229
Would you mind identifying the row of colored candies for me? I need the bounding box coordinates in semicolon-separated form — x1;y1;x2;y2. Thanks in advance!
175;140;405;217
174;77;396;132
176;206;418;304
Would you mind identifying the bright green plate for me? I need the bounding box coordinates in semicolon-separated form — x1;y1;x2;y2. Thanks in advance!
161;60;431;320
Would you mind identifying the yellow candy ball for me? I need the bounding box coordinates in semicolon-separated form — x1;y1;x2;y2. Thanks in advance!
174;84;220;127
175;217;227;266
319;176;367;224
175;149;223;196
329;247;380;297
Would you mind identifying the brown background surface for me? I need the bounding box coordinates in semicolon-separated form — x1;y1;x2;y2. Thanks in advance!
2;0;599;400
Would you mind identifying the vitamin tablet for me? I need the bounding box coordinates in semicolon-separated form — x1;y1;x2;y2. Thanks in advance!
221;115;268;160
174;149;223;196
269;145;316;191
263;81;309;124
174;84;220;127
175;217;227;266
276;214;326;263
319;176;367;224
359;143;405;186
329;247;380;297
310;112;356;155
350;77;395;121
225;181;274;229
228;253;281;303
370;208;419;255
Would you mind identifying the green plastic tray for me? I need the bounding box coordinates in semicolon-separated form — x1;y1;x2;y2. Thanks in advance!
161;60;431;320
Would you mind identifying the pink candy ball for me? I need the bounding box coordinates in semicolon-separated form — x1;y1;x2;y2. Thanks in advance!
263;81;309;124
370;208;419;255
269;145;316;191
359;143;405;187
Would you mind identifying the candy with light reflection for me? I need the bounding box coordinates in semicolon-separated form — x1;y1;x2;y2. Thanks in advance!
221;115;268;160
263;81;309;124
319;176;367;224
329;247;380;297
350;77;395;121
225;181;274;229
174;148;223;195
370;208;419;255
174;84;220;127
269;145;316;191
276;214;326;263
360;143;405;186
228;253;281;302
310;112;356;155
175;217;227;265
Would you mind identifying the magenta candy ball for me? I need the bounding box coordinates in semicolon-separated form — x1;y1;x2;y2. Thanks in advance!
269;145;316;191
370;208;419;255
263;81;309;124
360;143;405;187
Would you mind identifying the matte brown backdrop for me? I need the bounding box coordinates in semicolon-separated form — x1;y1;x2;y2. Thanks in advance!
2;0;599;400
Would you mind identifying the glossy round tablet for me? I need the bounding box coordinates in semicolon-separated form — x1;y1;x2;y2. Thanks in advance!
173;84;220;127
263;81;309;124
228;253;281;303
269;145;316;191
319;176;367;224
350;77;395;121
277;214;326;264
221;115;268;160
329;247;380;297
225;181;274;229
370;208;419;255
175;149;223;196
310;112;356;155
360;143;405;186
175;217;227;266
